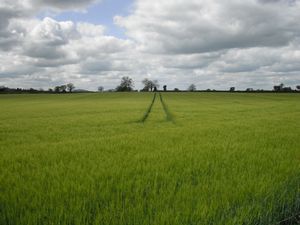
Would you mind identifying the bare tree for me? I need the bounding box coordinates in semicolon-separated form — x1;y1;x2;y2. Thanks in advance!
142;78;151;91
66;83;75;93
54;86;61;93
188;84;196;92
98;86;104;92
280;83;284;89
116;76;134;92
142;79;159;91
60;85;67;93
274;83;285;92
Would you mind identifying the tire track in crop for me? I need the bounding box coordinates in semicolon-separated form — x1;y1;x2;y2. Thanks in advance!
274;213;300;225
139;93;157;122
159;93;175;123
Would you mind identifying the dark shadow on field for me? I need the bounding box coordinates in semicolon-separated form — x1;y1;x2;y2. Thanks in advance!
275;213;300;225
138;93;157;123
135;92;176;124
159;93;176;124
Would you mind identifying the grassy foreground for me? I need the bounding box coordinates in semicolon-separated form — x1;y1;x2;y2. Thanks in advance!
0;92;299;225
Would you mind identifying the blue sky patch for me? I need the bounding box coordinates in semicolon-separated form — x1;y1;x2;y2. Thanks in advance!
40;0;133;39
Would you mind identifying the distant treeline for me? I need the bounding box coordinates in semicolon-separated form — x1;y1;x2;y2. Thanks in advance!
1;79;300;94
0;87;49;94
0;83;90;94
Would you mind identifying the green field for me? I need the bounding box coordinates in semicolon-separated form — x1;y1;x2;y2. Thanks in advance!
0;93;299;225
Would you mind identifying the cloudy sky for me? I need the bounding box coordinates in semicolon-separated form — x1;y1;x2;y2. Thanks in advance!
0;0;300;90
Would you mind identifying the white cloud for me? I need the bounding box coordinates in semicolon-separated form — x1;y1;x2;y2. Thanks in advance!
31;0;101;11
0;0;300;90
116;0;300;54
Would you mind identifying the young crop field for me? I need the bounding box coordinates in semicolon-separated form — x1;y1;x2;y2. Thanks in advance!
0;93;299;225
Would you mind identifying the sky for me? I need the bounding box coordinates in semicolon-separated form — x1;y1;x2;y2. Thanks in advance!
0;0;300;91
51;0;133;38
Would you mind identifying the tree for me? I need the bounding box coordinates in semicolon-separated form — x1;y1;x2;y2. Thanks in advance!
274;83;284;92
54;86;61;93
142;79;159;92
280;83;284;89
116;76;134;92
98;86;104;92
230;87;235;92
296;85;300;91
273;85;280;92
282;87;292;92
163;85;167;91
29;88;37;93
0;86;8;92
188;84;196;92
66;83;75;93
60;85;67;93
